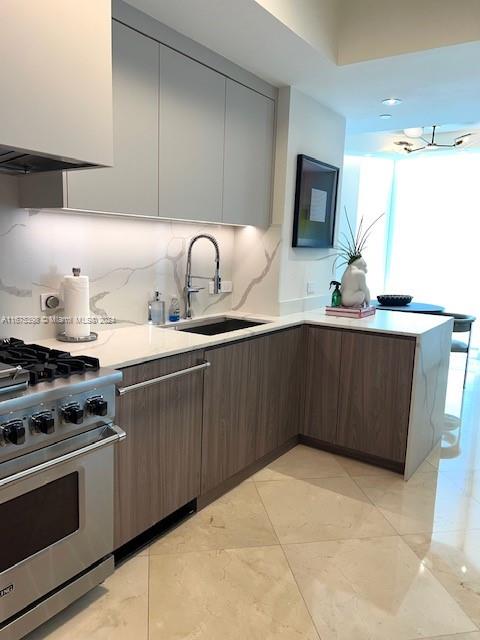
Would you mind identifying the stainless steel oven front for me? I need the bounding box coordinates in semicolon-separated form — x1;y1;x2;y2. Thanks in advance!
0;423;125;630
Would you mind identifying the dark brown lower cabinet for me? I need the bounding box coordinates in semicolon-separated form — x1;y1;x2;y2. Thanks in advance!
336;331;415;462
303;327;342;442
256;328;305;458
201;328;304;494
114;350;205;549
201;339;259;494
114;325;418;547
303;326;416;465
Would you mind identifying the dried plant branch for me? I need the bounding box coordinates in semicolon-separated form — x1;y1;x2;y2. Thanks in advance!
335;210;384;266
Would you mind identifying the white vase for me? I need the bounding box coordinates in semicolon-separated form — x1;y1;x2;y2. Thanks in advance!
340;257;371;308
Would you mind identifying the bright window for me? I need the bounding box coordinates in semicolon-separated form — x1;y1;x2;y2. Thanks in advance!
387;153;480;321
345;151;480;345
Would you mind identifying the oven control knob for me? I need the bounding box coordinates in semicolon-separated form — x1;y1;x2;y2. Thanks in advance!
85;396;108;417
62;403;84;425
2;420;26;445
31;412;55;435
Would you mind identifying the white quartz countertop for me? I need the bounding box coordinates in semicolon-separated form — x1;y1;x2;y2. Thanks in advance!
34;309;453;370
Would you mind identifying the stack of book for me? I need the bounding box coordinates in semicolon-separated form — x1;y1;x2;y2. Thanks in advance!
325;305;376;319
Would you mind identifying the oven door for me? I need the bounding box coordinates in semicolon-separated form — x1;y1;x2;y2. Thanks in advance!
0;424;125;624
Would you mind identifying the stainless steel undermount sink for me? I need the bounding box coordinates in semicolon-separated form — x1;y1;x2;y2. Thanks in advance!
167;316;269;336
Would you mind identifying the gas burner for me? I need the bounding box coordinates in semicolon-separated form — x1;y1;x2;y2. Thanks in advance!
0;338;100;385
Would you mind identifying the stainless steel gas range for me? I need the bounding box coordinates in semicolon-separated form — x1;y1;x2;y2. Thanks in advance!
0;339;124;640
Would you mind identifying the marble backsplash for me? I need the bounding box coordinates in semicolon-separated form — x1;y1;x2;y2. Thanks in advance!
0;175;282;340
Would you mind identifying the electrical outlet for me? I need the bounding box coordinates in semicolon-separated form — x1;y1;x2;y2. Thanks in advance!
40;292;62;311
306;281;317;295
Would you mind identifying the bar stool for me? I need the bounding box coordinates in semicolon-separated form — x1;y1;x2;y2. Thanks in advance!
442;313;476;388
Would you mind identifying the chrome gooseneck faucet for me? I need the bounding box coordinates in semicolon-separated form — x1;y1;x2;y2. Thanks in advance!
183;234;221;319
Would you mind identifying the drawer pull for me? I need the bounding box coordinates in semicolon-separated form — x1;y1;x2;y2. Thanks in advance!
116;360;210;396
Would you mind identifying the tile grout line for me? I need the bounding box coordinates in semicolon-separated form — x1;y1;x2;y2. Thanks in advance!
398;536;480;632
349;469;480;536
252;479;322;639
253;472;349;483
252;478;281;546
347;473;412;535
400;535;480;634
278;542;321;639
149;541;282;558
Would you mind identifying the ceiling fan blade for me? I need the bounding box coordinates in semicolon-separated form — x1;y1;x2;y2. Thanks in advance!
408;144;427;153
455;132;473;140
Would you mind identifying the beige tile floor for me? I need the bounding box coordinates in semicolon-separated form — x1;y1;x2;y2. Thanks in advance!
27;353;480;640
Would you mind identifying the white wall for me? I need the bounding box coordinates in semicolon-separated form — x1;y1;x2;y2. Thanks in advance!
254;0;339;62
338;0;480;64
273;87;346;313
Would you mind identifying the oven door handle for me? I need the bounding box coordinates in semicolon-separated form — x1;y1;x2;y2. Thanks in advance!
0;424;126;489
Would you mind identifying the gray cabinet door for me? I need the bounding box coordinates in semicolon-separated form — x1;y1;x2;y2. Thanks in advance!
158;45;225;222
66;22;159;216
223;80;274;227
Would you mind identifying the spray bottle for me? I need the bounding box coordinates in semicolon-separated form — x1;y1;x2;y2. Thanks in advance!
329;281;342;308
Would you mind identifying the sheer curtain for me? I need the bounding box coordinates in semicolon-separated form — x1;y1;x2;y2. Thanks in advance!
386;152;480;323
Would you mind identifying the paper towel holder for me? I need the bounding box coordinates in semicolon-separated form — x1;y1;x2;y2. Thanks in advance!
58;266;98;342
57;331;98;343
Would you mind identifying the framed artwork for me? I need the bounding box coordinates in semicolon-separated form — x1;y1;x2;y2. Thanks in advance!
292;154;339;248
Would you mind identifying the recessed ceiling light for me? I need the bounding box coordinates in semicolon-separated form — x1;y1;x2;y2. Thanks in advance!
379;114;392;119
382;98;402;106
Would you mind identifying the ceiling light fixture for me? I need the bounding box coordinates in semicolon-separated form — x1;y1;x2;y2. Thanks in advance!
379;113;392;120
404;127;423;138
382;98;402;106
394;125;472;154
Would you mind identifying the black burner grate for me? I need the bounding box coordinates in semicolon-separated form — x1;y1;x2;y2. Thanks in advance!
0;338;100;385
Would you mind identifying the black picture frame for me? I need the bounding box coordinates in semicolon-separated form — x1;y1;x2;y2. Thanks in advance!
292;154;339;248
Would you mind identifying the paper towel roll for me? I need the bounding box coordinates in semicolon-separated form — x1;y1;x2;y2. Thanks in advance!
63;269;90;338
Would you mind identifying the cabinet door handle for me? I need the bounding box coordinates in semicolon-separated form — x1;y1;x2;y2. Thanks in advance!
116;360;210;396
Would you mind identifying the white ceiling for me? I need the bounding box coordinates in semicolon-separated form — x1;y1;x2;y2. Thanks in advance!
126;0;480;134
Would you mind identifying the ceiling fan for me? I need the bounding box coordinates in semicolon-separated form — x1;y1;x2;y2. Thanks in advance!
394;125;473;153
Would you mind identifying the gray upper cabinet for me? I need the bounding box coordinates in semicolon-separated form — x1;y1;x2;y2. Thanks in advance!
223;80;275;227
20;22;276;228
158;46;225;223
67;22;159;216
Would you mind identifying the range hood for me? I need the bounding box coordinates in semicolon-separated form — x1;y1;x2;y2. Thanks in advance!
0;1;113;175
0;146;95;175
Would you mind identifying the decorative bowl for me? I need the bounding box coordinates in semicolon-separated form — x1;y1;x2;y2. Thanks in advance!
377;295;413;307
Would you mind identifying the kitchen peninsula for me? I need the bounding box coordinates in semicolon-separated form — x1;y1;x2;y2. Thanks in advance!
36;307;452;550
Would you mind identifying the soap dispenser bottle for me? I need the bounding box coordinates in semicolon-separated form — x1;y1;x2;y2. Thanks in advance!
149;291;165;325
168;296;181;322
329;281;342;307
